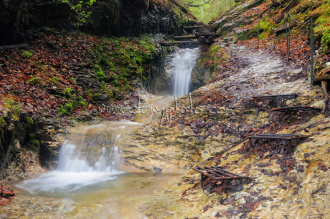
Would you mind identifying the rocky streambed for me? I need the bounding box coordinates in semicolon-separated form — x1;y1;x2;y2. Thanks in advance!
123;41;330;218
1;38;329;218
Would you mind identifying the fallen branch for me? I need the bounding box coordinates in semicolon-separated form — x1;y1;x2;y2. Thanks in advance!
0;44;29;50
321;81;329;114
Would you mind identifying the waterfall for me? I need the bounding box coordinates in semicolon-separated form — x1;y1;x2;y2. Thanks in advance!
56;142;120;172
171;48;200;96
17;122;141;194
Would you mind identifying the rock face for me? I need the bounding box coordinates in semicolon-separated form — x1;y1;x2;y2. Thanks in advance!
0;110;63;182
0;0;185;45
148;52;173;95
81;0;184;37
0;0;76;44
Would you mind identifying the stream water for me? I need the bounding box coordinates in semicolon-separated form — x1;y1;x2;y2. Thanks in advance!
3;47;199;218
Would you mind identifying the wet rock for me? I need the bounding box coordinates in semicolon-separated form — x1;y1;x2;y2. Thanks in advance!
288;68;303;76
318;163;328;171
154;167;162;172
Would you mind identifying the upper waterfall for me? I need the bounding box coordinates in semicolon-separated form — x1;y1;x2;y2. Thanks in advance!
171;48;200;96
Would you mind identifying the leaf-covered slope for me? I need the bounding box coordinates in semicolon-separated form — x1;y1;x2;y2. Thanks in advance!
0;29;158;122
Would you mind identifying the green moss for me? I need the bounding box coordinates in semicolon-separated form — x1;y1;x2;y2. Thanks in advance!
314;11;330;52
0;117;5;128
248;20;272;40
27;117;33;126
30;139;40;152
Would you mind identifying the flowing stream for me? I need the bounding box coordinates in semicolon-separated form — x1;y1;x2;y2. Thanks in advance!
17;122;139;195
171;48;200;96
4;47;200;218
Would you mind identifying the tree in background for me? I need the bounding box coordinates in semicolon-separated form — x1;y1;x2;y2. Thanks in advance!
177;0;235;23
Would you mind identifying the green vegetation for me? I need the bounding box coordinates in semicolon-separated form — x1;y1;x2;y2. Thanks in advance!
56;0;96;23
26;117;33;126
30;139;40;152
0;117;5;128
48;77;59;85
177;0;235;23
28;77;43;86
193;44;229;78
3;96;22;120
290;0;330;53
58;93;88;116
64;87;73;99
94;64;106;80
21;50;33;59
91;35;156;94
58;102;74;116
314;8;330;52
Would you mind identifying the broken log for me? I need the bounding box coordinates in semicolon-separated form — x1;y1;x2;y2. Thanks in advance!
195;32;215;36
313;75;330;84
183;25;205;30
159;40;199;47
174;35;196;41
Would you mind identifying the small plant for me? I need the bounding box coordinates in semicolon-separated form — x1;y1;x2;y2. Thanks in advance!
48;77;59;85
28;77;43;86
94;64;106;80
3;95;22;120
21;50;33;59
77;95;87;107
58;102;74;116
64;87;73;99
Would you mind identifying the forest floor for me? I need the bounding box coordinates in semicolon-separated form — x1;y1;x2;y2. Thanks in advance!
130;36;330;218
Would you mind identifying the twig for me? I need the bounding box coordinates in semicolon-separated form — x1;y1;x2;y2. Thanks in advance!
321;81;329;114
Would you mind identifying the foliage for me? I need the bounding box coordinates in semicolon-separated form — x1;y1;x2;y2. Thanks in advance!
0;28;156;121
0;117;5;128
64;87;73;98
55;0;97;23
177;0;235;23
21;50;33;59
92;35;157;92
2;95;22;120
94;64;106;80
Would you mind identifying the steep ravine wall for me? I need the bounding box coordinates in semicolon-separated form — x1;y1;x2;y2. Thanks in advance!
0;0;188;45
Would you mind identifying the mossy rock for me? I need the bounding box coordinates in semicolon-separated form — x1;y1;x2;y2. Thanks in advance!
30;139;40;152
0;117;5;128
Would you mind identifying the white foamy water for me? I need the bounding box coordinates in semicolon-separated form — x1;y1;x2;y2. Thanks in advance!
171;48;200;96
16;122;144;194
17;143;123;194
